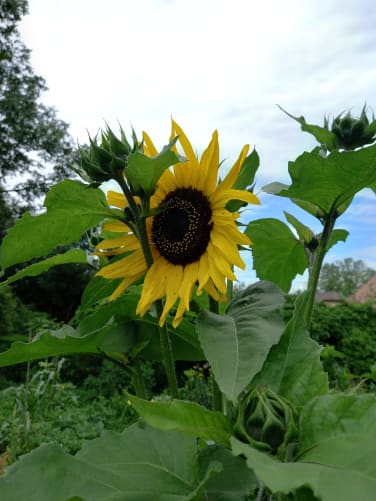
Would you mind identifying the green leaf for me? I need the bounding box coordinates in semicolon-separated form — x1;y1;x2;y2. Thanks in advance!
198;445;258;500
126;139;180;195
245;218;307;292
0;423;226;500
274;145;376;215
80;275;123;310
298;394;376;455
252;294;328;407
1;249;89;286
326;228;349;251
262;181;290;194
226;149;259;212
284;212;314;244
0;180;115;271
126;393;232;447
197;281;285;402
278;105;338;150
0;324;112;368
231;435;376;501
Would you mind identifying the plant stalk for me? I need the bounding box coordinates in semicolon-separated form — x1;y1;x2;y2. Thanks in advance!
208;296;224;411
155;301;179;398
303;211;337;327
130;358;148;399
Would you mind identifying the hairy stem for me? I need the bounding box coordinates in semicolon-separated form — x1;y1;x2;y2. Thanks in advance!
208;296;224;411
130;358;148;399
304;211;337;327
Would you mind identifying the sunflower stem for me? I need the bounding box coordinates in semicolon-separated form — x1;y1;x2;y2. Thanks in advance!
303;210;337;328
155;301;179;398
130;358;148;399
208;296;224;412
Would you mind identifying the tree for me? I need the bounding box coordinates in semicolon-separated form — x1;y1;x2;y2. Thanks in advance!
0;0;77;220
318;258;375;297
0;1;92;319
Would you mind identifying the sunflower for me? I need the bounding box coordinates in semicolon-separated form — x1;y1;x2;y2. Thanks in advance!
96;120;260;327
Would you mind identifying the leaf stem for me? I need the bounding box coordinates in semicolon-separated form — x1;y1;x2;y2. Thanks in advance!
304;211;337;327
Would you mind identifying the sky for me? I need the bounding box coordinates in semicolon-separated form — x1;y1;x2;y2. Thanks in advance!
19;0;376;288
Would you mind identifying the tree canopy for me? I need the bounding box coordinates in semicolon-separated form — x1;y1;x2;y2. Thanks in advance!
318;257;375;297
0;0;77;221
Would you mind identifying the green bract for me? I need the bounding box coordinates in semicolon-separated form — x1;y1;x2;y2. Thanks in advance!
233;386;298;460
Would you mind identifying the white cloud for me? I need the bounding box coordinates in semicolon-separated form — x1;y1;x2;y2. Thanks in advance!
19;0;376;277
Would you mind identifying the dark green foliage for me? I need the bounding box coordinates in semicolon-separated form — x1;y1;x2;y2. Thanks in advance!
0;286;58;387
284;298;376;388
12;263;94;322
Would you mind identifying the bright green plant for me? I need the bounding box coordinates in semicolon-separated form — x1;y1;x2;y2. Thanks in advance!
0;110;376;500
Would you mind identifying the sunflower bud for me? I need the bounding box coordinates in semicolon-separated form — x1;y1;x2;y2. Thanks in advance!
330;106;376;150
78;125;140;183
233;386;298;459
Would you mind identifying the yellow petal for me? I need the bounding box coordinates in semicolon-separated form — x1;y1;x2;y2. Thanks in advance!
211;188;260;210
137;257;169;316
207;241;236;280
199;130;219;194
97;250;146;279
171;119;199;168
96;234;138;252
219;144;250;191
179;261;199;311
142;130;158;156
107;191;127;209
197;252;210;294
109;272;144;301
102;221;130;233
159;264;184;325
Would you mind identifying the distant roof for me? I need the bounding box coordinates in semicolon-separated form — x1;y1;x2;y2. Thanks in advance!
315;291;341;302
351;274;376;303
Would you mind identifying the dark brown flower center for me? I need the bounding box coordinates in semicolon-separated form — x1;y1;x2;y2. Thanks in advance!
152;187;213;265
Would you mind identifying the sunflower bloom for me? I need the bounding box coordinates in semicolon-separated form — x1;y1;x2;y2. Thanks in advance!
96;120;260;327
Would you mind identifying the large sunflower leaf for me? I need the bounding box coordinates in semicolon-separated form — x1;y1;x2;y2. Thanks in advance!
245;218;307;292
0;324;112;367
271;145;376;214
298;393;376;455
231;434;376;501
0;423;226;501
196;281;285;402
1;249;90;286
126;393;232;447
252;293;328;407
0;180;115;271
198;445;258;500
126;139;180;195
